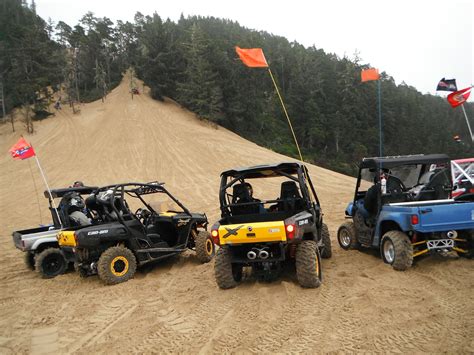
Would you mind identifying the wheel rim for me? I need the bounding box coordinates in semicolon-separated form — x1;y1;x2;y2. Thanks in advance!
206;239;213;255
43;254;63;275
315;255;320;276
383;239;395;264
110;256;129;277
339;228;351;247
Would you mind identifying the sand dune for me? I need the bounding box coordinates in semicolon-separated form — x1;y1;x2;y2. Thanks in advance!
0;76;472;353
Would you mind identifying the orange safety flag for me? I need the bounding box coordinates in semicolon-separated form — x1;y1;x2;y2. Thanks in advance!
9;137;36;160
235;46;269;68
447;87;472;108
361;68;380;82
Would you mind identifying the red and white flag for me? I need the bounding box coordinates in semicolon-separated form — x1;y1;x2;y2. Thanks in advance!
9;137;36;160
447;87;472;108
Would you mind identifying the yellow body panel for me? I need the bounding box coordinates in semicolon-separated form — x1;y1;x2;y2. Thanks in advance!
57;231;76;247
219;221;287;245
159;212;177;217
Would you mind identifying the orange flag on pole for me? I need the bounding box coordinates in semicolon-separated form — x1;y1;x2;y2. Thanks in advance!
235;46;269;68
9;137;36;160
361;68;380;82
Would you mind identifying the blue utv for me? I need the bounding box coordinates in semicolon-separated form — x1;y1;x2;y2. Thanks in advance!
337;154;474;270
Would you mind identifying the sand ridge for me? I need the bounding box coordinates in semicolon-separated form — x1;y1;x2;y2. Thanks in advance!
0;76;472;353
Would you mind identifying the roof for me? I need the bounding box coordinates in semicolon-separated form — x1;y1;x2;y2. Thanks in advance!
45;186;98;199
221;162;304;178
360;154;450;169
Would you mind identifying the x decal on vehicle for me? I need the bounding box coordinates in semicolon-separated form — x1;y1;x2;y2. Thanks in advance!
223;225;245;238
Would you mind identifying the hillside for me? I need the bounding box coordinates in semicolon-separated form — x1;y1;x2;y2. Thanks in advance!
0;77;472;353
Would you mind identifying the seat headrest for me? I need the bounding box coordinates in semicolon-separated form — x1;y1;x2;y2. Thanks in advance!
281;181;300;199
233;183;250;202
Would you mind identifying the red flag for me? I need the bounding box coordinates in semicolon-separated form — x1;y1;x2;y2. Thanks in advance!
235;46;268;68
361;68;380;82
447;87;472;108
9;137;36;160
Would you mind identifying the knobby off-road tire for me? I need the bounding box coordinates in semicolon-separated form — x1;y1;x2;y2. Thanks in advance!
215;247;242;289
337;221;359;250
97;246;137;285
35;248;67;278
319;223;332;258
381;231;413;271
194;230;215;263
25;252;35;270
296;240;322;288
457;231;474;259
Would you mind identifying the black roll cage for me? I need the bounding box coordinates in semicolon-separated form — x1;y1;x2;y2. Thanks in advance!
219;163;320;217
96;182;192;224
353;154;452;206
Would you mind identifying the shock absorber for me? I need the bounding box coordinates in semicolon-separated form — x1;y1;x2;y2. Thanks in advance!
289;244;297;258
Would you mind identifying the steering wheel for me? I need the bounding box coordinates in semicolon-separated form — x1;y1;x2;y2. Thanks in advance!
135;208;151;223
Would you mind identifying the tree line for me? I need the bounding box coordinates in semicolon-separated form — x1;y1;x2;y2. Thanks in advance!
1;0;472;174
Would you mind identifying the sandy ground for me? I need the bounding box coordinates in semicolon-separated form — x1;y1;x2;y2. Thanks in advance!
0;77;473;354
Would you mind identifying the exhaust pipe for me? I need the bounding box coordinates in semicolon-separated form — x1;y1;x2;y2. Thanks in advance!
447;230;457;239
258;250;269;259
247;251;257;260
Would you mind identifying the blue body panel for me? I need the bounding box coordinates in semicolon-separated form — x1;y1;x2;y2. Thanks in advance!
347;199;474;248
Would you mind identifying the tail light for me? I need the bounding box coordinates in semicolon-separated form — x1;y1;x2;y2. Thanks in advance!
411;214;419;225
285;223;295;240
211;228;220;246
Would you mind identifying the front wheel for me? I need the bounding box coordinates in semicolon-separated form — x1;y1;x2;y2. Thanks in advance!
35;248;68;278
194;230;215;263
381;231;413;271
337;221;359;250
296;240;322;288
97;246;137;285
214;247;241;289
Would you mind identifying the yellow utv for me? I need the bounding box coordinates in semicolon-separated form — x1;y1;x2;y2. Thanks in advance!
211;162;331;289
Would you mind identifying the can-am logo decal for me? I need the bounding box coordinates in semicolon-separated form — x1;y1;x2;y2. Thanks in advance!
223;225;244;238
87;230;109;236
298;219;309;226
177;219;190;227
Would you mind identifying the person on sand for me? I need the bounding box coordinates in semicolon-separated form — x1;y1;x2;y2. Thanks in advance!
54;97;62;110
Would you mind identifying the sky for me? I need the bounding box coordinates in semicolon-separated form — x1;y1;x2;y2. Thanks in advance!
36;0;473;98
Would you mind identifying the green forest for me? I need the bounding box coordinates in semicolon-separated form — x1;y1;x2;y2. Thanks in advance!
1;0;472;175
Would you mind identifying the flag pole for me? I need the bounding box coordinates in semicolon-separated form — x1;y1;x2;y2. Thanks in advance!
34;155;63;228
27;159;43;224
461;102;474;143
267;68;304;162
377;79;383;156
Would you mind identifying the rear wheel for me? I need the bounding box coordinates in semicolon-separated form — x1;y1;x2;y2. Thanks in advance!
457;231;474;259
194;230;215;263
35;248;67;278
296;240;322;288
337;221;359;250
381;231;413;271
25;252;35;270
97;246;137;285
215;247;241;289
319;223;332;258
